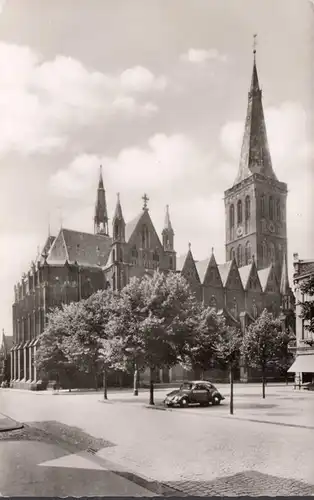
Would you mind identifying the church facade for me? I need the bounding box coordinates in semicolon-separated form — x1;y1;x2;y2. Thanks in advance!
10;50;295;389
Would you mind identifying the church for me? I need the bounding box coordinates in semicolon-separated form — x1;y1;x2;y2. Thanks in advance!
10;49;295;389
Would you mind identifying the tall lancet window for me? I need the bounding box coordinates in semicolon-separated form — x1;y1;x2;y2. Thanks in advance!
237;200;243;225
237;244;243;267
245;195;251;233
276;199;281;221
269;196;274;221
141;225;149;248
262;241;267;266
229;204;234;240
269;242;275;263
245;241;252;265
261;195;265;217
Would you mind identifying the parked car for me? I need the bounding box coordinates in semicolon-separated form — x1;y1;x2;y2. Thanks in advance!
164;380;225;408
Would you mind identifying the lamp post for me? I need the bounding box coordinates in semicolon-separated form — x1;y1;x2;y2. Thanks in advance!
125;346;140;396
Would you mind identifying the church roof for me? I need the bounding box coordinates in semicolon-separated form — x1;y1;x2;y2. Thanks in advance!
48;228;112;268
0;334;13;356
195;258;211;284
238;264;252;289
176;253;188;272
257;265;272;292
125;212;143;242
234;53;278;186
218;261;233;286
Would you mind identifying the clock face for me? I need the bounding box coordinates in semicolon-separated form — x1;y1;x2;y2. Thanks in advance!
236;226;243;237
268;222;275;233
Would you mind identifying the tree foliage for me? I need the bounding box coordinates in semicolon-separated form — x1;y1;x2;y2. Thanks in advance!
298;275;314;343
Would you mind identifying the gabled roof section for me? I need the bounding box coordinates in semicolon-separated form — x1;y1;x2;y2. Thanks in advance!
35;235;56;265
258;265;272;292
239;264;252;289
234;53;278;186
239;261;262;291
125;212;144;242
258;264;279;293
181;246;200;285
223;258;243;290
218;260;233;287
48;228;112;267
195;258;210;284
176;253;188;272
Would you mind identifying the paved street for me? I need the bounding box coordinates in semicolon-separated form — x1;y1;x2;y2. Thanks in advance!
1;384;314;496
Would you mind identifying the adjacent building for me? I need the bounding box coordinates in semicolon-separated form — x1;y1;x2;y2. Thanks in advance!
288;254;314;385
0;332;13;384
11;48;295;389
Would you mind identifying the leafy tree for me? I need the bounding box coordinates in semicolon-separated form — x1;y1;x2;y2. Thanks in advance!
35;307;77;390
298;275;314;345
215;320;243;414
241;308;283;399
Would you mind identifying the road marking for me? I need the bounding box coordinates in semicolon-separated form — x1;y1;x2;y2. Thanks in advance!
38;453;108;470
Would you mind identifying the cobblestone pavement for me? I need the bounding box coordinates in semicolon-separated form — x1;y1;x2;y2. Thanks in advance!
1;385;314;496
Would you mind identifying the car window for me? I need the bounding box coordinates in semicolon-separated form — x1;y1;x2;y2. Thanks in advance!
199;384;210;390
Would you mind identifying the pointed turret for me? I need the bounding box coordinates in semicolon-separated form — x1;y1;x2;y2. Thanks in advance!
94;166;109;236
234;43;278;185
162;204;174;251
112;193;125;242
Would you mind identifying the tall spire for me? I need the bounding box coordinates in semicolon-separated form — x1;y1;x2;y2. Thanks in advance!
162;204;174;251
113;193;124;220
163;204;173;232
112;193;125;242
94;165;109;236
234;37;278;185
280;253;290;295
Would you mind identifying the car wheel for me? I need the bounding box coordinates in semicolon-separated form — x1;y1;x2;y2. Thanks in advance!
212;396;221;406
179;397;189;408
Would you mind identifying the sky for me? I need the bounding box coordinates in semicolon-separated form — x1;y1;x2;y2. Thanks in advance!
0;0;313;338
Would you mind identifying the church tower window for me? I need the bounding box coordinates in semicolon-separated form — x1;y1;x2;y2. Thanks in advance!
245;195;250;233
269;196;274;221
261;194;265;217
245;241;252;265
262;241;267;266
237;200;243;225
237;244;243;267
276;199;281;221
229;204;234;240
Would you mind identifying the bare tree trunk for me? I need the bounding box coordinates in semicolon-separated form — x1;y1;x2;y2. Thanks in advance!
103;366;108;400
149;367;154;405
133;362;139;396
230;365;234;415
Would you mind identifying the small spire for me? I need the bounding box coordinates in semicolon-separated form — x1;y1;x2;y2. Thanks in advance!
98;165;104;189
211;247;214;255
94;166;109;235
188;242;191;251
163;204;173;231
113;192;124;221
142;193;149;211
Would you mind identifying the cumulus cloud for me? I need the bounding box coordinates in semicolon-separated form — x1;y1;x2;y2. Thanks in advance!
0;43;164;156
180;48;227;64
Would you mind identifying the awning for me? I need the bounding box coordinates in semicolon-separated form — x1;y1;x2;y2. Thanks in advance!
288;354;314;373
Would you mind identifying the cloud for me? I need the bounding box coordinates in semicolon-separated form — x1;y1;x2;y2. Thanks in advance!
119;66;167;92
0;43;164;156
180;48;227;64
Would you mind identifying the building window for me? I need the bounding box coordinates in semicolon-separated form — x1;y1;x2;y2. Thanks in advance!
141;225;149;248
169;256;173;269
245;195;250;233
112;249;116;262
252;302;258;318
209;296;217;311
131;246;138;258
245;241;252;265
232;299;238;318
114;222;119;240
261;194;265;217
276;199;281;221
237;200;243;225
230;247;235;261
262;241;267;265
269;196;274;221
229;204;234;240
269;242;275;263
237;244;243;267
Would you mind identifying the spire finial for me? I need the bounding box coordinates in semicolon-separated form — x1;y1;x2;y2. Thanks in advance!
117;192;120;202
211;247;214;255
142;193;149;210
188;242;191;251
253;33;257;58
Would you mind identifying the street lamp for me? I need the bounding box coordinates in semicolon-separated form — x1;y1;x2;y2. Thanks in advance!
125;345;140;396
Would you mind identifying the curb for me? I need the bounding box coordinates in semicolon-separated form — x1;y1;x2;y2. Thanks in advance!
80;449;187;497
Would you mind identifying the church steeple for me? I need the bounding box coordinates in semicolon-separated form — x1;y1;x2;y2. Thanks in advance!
162;205;174;251
94;166;109;236
112;193;125;242
234;39;278;186
280;253;290;296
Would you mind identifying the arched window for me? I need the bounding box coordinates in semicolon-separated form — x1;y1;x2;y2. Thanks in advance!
262;241;267;265
230;247;235;261
237;244;243;267
114;221;120;240
269;196;274;221
141;225;149;248
278;244;283;267
237;200;242;225
261;194;265;217
245;196;250;233
232;298;238;318
229;204;234;240
245;241;252;265
131;246;138;258
269;242;275;262
276;199;281;221
252;302;258;319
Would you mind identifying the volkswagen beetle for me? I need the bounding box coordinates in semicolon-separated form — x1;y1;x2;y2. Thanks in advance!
164;380;225;408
